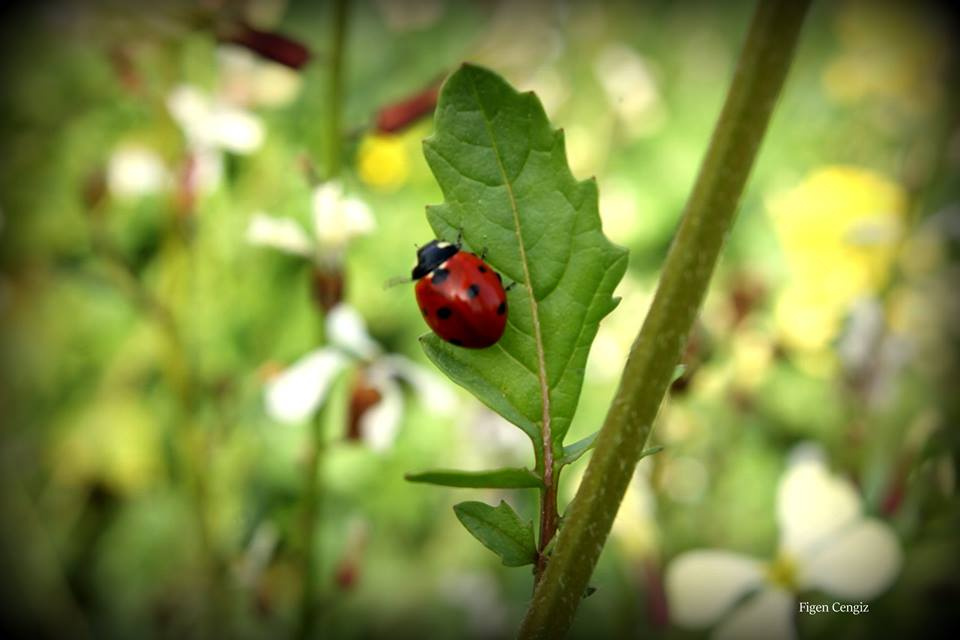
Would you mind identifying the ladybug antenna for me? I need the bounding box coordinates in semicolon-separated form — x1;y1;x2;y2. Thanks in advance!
383;275;411;290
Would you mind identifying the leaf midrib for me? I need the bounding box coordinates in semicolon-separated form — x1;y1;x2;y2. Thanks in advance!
466;75;553;470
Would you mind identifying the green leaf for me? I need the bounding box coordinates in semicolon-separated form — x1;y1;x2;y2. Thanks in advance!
560;431;599;466
453;500;537;567
672;364;687;383
421;64;628;449
405;467;543;489
561;436;663;467
640;445;665;459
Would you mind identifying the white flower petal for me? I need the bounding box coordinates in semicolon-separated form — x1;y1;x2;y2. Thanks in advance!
253;63;302;107
380;354;457;414
107;146;170;198
360;374;403;452
208;103;265;153
666;550;764;629
713;587;796;640
167;85;211;138
799;518;902;599
312;181;343;230
167;83;264;153
341;197;376;235
326;304;381;359
246;213;313;257
311;182;375;247
265;348;348;424
777;452;861;556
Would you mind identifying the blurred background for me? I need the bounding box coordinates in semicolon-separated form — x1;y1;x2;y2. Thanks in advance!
0;0;958;638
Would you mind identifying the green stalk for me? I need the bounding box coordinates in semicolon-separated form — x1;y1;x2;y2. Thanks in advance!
296;2;350;637
325;0;348;179
517;0;811;637
295;401;329;640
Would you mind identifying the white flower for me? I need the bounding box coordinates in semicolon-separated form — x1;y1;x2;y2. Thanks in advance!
107;145;170;198
247;181;375;263
263;304;455;450
311;182;375;248
265;348;350;423
167;84;265;154
665;444;902;639
217;44;302;108
246;211;314;257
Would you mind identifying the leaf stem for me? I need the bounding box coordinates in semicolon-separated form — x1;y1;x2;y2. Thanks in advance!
517;0;811;636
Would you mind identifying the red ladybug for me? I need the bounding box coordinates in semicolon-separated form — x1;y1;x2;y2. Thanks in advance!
412;239;508;348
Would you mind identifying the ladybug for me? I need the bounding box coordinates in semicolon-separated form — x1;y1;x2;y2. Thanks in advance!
412;239;508;348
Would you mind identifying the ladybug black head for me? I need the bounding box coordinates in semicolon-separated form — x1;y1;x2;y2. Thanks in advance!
411;240;459;280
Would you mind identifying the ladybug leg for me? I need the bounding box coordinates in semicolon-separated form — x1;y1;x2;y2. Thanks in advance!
479;246;488;260
504;280;518;292
455;229;463;248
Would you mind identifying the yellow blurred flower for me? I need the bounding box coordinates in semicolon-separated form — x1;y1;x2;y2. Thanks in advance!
768;166;906;352
357;133;410;191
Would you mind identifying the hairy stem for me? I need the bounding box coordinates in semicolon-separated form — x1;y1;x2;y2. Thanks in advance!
517;0;811;636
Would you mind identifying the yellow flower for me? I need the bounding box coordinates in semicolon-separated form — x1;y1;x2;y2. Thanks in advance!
767;166;905;352
357;133;410;191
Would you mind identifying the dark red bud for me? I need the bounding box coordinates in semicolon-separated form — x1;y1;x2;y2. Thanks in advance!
310;267;345;313
375;83;441;134
335;560;359;591
221;23;311;70
108;46;142;93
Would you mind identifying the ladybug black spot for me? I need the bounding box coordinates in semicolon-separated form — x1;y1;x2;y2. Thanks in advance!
432;268;450;285
497;302;507;315
450;338;463;346
466;284;480;299
437;307;453;319
478;265;487;273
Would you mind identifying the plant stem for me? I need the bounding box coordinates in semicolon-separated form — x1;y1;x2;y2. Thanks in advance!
296;401;328;640
296;3;350;637
534;469;558;584
325;0;348;180
517;0;810;636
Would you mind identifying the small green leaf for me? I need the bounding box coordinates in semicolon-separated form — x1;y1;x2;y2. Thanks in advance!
672;364;687;383
421;64;628;450
561;435;662;467
453;500;537;567
405;467;543;489
560;431;599;466
640;445;665;459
